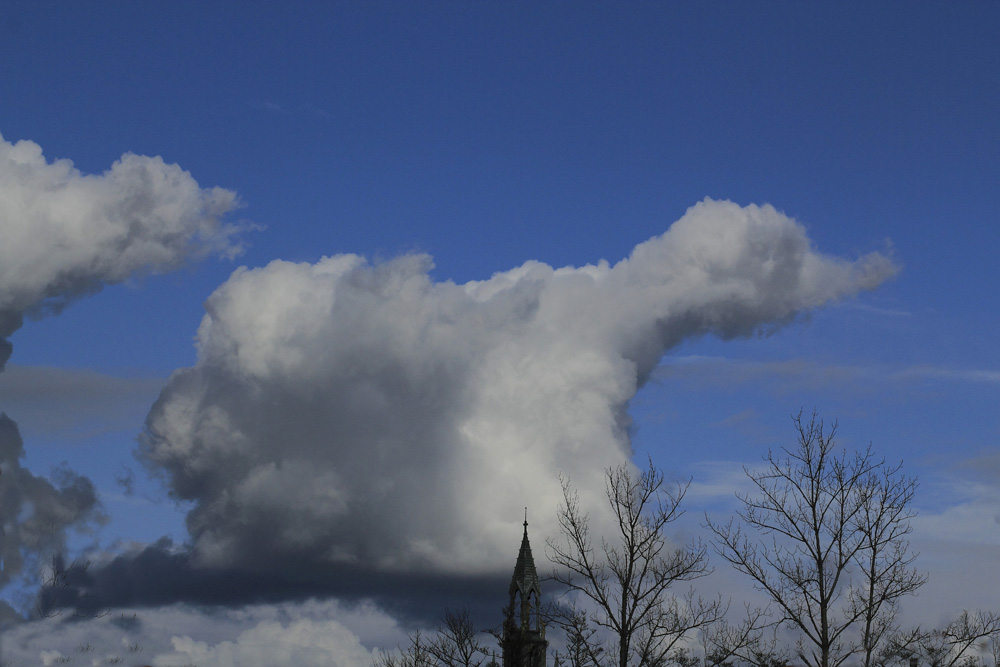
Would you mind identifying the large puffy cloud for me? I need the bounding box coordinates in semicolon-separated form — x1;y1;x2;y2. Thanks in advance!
0;131;245;369
138;199;898;587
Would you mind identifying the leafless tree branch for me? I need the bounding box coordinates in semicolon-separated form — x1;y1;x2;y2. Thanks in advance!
548;458;724;667
707;411;924;667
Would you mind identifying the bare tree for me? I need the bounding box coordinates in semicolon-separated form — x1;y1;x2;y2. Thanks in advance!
547;458;724;667
36;553;110;619
376;609;490;667
702;606;786;667
707;412;923;667
429;609;491;667
880;612;1000;667
852;464;926;667
558;609;605;667
375;631;434;667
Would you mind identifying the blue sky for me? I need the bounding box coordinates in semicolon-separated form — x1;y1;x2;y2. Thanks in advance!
0;2;998;664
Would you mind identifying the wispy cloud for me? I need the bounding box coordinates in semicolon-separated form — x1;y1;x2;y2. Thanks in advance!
684;459;759;508
0;365;163;440
656;356;1000;392
835;301;912;318
893;366;1000;386
904;456;1000;622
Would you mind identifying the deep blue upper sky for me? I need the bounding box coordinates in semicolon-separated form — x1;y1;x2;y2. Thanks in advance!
3;2;998;375
2;0;997;518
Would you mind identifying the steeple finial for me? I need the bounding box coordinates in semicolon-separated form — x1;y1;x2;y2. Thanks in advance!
524;507;528;531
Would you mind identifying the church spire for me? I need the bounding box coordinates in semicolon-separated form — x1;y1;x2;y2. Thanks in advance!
503;510;546;667
510;510;541;604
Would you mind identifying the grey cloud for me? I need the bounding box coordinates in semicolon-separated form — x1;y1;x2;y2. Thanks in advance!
0;338;11;372
135;198;897;595
0;414;103;590
36;538;505;628
0;131;247;367
0;598;22;627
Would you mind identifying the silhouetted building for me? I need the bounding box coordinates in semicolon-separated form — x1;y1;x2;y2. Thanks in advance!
502;517;547;667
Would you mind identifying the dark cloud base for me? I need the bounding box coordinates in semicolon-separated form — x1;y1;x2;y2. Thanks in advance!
40;538;510;628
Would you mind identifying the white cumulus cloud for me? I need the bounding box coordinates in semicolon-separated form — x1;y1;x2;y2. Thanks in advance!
0;131;247;367
139;198;898;583
0;600;400;667
155;617;378;667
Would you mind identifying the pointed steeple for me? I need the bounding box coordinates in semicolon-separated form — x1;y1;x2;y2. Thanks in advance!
510;512;541;601
503;509;547;667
